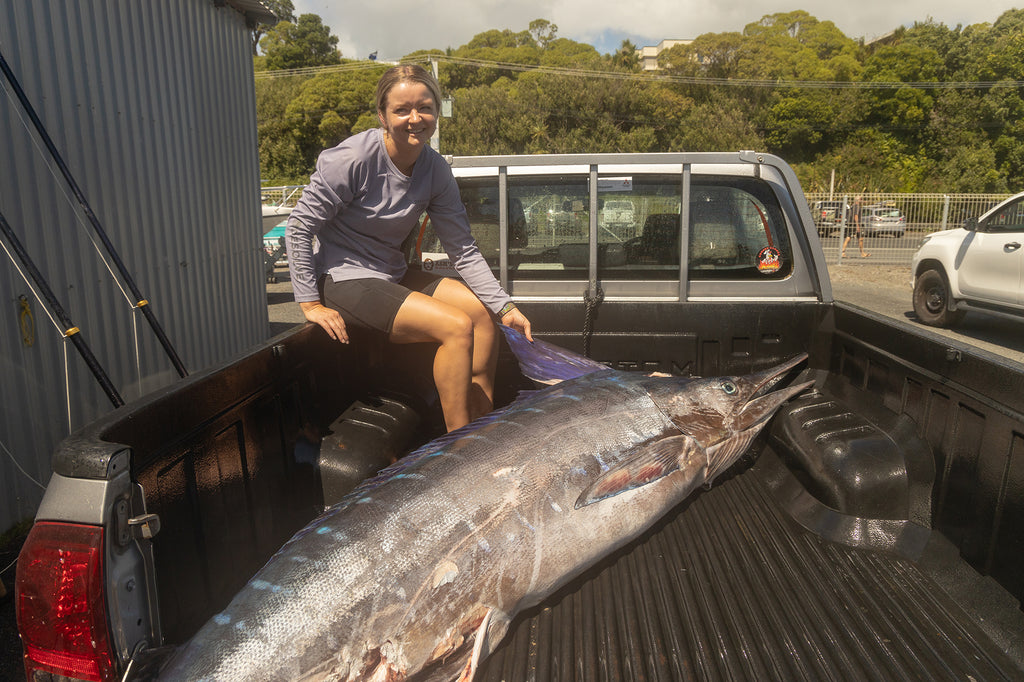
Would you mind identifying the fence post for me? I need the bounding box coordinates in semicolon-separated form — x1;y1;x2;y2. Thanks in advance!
941;195;949;232
837;193;848;264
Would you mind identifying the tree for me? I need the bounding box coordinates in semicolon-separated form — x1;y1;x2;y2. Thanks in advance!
667;96;765;151
255;75;309;183
251;0;294;56
283;67;384;164
861;43;943;144
259;14;341;71
529;19;558;50
446;82;542;155
658;32;745;80
761;91;837;160
609;40;639;70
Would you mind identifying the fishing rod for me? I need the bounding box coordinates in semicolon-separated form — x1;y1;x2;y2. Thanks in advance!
0;47;188;378
0;209;124;408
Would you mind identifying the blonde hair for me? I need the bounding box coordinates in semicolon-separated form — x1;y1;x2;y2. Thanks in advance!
375;64;442;116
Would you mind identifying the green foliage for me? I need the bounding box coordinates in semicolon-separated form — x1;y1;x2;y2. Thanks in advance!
255;12;1024;192
256;65;386;183
259;14;341;70
251;0;295;55
255;75;308;184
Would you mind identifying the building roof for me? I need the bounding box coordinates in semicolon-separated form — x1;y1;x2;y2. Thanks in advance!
223;0;278;27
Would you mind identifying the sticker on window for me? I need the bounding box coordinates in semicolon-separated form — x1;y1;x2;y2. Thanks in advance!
597;177;633;192
757;246;782;274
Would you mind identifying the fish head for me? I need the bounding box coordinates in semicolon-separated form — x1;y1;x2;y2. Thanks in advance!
574;354;813;509
645;353;813;449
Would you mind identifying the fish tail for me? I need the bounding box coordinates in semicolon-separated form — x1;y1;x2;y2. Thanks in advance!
500;325;608;385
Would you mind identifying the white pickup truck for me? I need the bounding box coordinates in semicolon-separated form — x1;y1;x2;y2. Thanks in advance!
912;191;1024;327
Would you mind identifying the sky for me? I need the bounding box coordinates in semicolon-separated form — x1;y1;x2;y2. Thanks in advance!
292;1;1021;63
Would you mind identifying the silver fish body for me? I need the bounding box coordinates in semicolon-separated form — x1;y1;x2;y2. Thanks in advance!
159;345;811;681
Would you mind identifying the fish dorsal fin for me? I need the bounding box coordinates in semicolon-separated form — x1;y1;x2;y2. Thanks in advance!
500;325;609;385
575;433;702;509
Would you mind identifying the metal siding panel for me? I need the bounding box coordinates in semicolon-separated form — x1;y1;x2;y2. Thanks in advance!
0;0;267;533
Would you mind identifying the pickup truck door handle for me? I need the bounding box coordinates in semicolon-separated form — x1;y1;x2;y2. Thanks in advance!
1005;242;1021;252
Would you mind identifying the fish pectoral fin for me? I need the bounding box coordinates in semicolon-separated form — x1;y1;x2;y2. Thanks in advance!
460;607;511;681
575;434;700;509
425;607;510;682
457;608;492;682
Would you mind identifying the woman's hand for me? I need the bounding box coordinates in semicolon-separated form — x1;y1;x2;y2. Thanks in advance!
300;302;349;344
501;307;533;343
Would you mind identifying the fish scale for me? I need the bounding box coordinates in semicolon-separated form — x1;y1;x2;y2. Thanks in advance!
159;334;810;681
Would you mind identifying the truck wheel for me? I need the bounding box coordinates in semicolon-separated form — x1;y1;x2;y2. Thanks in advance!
913;268;965;327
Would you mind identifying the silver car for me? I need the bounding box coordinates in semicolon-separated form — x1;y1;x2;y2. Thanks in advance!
860;204;906;237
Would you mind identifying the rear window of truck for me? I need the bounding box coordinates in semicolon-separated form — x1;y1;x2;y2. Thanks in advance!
412;172;792;283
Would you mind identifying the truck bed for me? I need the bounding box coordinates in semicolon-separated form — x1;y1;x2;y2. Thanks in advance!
479;449;1022;680
25;300;1024;680
476;305;1024;680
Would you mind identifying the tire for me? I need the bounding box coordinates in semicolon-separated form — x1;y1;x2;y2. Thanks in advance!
913;268;965;327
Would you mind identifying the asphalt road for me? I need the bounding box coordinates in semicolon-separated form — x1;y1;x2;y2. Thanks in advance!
829;262;1024;366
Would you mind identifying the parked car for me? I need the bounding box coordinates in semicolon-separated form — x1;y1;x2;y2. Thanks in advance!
599;199;636;233
860;203;906;237
911;191;1024;327
812;200;849;236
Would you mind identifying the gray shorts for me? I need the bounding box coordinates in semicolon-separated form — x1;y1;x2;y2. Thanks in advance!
317;269;446;335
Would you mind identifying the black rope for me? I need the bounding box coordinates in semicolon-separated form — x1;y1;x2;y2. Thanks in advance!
582;284;604;358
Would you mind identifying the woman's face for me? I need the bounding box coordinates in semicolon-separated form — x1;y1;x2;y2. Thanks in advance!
378;80;437;158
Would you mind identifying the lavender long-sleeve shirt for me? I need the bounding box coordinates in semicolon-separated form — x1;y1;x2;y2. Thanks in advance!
286;129;512;315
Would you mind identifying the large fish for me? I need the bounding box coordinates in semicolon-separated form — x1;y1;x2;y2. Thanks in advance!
159;329;812;681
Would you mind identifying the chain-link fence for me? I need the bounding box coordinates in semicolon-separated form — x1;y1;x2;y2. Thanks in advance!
804;192;1013;266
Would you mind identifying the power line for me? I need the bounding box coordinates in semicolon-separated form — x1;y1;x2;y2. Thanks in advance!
253;55;1024;91
254;61;387;79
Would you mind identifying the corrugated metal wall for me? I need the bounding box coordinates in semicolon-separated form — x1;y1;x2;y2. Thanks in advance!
0;0;269;533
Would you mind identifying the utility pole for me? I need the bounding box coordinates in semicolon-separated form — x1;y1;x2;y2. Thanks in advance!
429;58;440;152
428;58;453;154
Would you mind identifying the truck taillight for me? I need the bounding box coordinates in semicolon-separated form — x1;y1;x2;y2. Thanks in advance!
16;522;115;682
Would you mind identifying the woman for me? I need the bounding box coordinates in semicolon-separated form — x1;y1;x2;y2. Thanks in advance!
286;64;532;432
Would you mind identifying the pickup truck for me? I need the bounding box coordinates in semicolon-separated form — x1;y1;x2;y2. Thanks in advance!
14;152;1024;680
912;190;1024;328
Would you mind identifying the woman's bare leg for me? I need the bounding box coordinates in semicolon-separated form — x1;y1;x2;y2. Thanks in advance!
429;279;498;420
390;292;475;432
389;279;500;431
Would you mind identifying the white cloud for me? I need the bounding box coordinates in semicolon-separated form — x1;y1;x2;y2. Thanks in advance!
292;0;1019;62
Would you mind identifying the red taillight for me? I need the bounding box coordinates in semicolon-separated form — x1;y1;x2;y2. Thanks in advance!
16;522;115;682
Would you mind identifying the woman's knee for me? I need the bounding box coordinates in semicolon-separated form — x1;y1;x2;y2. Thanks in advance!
436;280;490;323
437;308;474;347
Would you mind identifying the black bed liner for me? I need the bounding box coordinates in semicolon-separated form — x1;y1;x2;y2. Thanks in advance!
477;449;1023;681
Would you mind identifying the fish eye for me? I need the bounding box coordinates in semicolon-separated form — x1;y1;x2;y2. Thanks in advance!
721;381;738;395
